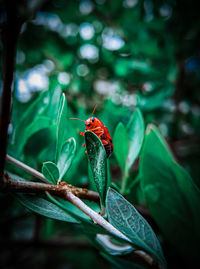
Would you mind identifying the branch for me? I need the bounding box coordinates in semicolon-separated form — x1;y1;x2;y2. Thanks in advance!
6;154;50;183
68;191;131;240
2;173;99;202
2;175;159;268
65;192;161;269
3;155;162;268
5;155;152;218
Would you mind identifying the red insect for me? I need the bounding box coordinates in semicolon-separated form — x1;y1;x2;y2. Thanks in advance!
70;105;113;158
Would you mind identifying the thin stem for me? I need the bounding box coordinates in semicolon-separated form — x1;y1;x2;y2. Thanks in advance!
66;191;131;241
120;167;129;194
6;154;49;183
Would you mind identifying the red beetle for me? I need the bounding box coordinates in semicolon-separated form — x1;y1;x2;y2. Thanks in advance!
70;105;113;158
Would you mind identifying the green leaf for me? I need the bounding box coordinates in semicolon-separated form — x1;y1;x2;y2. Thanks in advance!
7;172;28;182
56;93;68;162
13;91;50;154
11;116;52;156
47;192;100;222
85;131;108;208
131;60;152;73
46;87;62;122
81;222;111;236
15;193;79;223
106;159;111;193
106;188;166;268
42;161;59;184
113;122;128;172
57;138;76;181
96;234;133;256
24;116;52;146
23;126;56;157
115;59;154;77
126;108;144;171
88;162;97;192
102;253;145;269
86;229;134;256
138;86;174;111
140;124;200;263
38;140;57;164
47;193;110;236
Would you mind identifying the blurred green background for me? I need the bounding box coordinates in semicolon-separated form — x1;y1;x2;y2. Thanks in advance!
0;0;200;268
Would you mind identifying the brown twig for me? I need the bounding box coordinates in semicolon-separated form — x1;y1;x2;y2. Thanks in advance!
2;172;99;202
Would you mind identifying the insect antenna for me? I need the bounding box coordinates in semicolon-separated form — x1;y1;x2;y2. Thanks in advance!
69;118;86;123
90;104;97;118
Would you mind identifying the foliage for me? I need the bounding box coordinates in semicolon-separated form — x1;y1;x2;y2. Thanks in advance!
85;131;108;210
1;0;200;268
106;188;166;268
139;125;200;262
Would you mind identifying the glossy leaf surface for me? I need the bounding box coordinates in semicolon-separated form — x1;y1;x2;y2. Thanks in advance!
48;194;110;235
23;126;56;157
57;138;76;181
140;124;200;262
46;87;62;122
56;93;68;162
113;122;128;173
42;161;59;184
13;91;50;154
15;193;79;223
126;108;144;171
85;131;108;207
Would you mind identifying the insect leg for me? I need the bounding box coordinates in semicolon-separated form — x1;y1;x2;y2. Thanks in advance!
101;139;109;145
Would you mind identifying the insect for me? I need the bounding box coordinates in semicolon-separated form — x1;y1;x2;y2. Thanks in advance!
70;105;113;158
